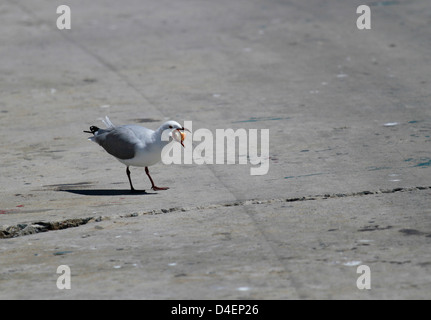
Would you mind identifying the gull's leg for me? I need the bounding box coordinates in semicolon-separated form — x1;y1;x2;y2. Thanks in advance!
126;166;145;193
145;167;169;191
126;166;135;191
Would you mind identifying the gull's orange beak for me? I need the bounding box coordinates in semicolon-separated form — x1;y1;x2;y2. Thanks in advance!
175;127;190;148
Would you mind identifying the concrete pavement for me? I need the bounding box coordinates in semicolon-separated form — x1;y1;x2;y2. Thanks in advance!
0;0;430;299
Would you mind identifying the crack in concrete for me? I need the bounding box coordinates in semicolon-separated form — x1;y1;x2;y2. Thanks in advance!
1;186;430;239
0;218;92;239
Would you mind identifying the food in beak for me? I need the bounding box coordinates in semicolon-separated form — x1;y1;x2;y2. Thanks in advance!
172;128;188;147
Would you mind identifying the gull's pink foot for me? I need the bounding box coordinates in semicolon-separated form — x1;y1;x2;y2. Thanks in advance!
152;186;169;191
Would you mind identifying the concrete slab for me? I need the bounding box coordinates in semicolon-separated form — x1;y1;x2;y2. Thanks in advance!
0;0;430;299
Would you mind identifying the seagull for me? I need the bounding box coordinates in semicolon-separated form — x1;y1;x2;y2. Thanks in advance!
84;116;189;193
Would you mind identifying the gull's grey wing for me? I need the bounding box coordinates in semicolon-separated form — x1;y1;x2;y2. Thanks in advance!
121;125;155;142
94;127;142;160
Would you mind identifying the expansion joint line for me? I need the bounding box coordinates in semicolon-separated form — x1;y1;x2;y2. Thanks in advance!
1;185;430;240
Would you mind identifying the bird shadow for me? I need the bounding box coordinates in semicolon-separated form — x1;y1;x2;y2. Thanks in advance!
60;189;156;196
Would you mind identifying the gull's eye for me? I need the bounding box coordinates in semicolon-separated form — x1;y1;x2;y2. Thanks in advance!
169;125;173;129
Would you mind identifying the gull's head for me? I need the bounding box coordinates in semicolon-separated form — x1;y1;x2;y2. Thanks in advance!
161;120;183;132
159;121;190;147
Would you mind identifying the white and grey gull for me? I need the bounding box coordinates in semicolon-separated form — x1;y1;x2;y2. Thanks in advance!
84;116;189;193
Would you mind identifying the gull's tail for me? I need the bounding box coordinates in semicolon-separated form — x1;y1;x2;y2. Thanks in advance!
102;116;115;129
84;116;115;142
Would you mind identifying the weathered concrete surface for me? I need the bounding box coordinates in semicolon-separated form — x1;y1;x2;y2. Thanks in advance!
0;0;430;299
